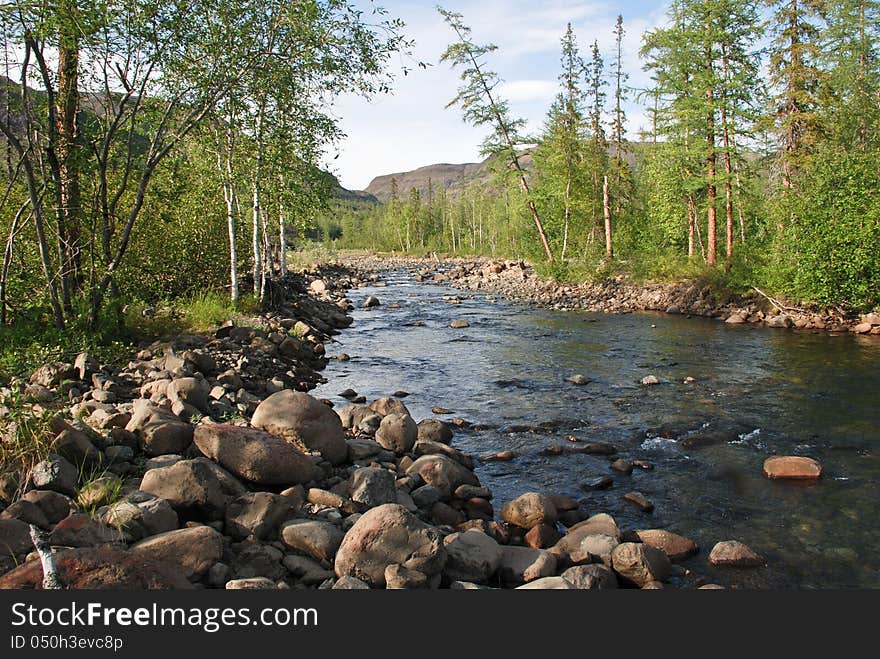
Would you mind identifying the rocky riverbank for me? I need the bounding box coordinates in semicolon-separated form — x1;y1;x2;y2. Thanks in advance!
0;259;816;591
341;252;880;336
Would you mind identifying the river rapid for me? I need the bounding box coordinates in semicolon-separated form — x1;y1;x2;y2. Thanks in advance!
313;266;880;588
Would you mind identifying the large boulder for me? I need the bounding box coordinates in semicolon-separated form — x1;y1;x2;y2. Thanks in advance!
762;456;822;480
280;519;345;562
334;503;446;588
565;512;620;538
551;533;619;567
125;399;194;456
130;526;224;580
375;413;417;454
500;493;558;530
610;542;671;587
51;429;100;468
0;546;193;590
443;530;503;583
193;424;319;486
251;390;348;465
140;458;230;521
405;454;479;499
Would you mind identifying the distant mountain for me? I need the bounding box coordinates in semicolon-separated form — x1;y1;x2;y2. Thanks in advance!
362;152;534;203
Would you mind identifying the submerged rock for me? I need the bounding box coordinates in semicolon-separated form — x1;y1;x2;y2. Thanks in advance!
762;456;822;480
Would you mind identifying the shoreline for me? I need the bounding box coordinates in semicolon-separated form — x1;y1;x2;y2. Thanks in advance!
335;251;880;337
0;257;838;590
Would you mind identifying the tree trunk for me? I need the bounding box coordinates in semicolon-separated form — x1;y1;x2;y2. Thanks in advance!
603;175;613;259
279;210;287;277
562;177;571;261
55;5;81;313
687;194;696;259
252;180;261;297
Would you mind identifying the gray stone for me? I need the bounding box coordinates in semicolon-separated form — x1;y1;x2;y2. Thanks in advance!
499;546;557;584
30;454;78;496
416;418;453;445
140;458;229;521
130;526;224;580
561;564;619;589
611;542;672;587
443;529;503;583
225;492;293;541
405;454;479;499
350;467;397;508
375;413;417;455
125;399;194;456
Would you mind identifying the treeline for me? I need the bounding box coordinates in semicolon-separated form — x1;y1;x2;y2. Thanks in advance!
0;0;408;333
325;1;880;310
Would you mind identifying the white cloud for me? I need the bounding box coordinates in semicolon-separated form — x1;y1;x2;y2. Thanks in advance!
326;0;670;190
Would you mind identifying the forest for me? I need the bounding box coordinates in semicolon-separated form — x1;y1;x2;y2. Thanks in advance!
1;0;879;375
324;1;880;314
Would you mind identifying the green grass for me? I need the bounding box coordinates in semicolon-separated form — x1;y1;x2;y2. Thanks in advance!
0;391;57;501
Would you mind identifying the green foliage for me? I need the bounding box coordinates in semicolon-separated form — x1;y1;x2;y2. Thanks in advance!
0;391;57;497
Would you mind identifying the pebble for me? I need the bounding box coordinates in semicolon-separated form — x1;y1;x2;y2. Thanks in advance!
623;491;654;513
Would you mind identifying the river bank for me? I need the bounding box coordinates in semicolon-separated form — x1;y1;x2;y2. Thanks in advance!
0;257;863;590
337;252;880;336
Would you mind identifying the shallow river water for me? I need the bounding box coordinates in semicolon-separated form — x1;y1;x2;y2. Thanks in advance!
313;267;880;588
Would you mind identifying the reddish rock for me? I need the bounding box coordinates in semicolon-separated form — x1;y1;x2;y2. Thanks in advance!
500;492;557;530
524;523;561;549
624;491;655;513
762;456;822;480
634;529;699;561
0;546;192;589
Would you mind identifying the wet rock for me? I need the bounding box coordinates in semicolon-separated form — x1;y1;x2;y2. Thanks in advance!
363;296;381;308
406;454;479;499
140;458;230;521
251;390;348;465
350;467;397;508
0;546;192;590
338;388;358;400
499;546;557;584
611;542;671;587
561;564;619;589
194;424;319;486
385;564;428;589
516;576;576;589
30;454;78;496
566;374;591;385
281;519;345;562
762;456;822;480
449;320;470;329
130;526;224;580
443;529;503;583
633;529;699;561
500;492;558;530
641;375;660;386
334;503;446;588
375;413;417;454
581;476;613;491
49;514;121;547
125;399;194;457
417;418;453;445
432;406;452;415
610;458;634;475
624;491;654;513
766;314;794;328
225;492;293;541
368;397;411;418
414;439;473;468
708;540;765;567
454;484;493;500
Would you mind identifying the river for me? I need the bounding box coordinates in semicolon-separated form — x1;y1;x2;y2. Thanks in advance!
313;266;880;588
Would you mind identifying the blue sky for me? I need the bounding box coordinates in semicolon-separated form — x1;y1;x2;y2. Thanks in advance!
326;0;671;190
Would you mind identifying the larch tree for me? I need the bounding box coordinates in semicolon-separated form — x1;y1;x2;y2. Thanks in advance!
438;6;553;261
